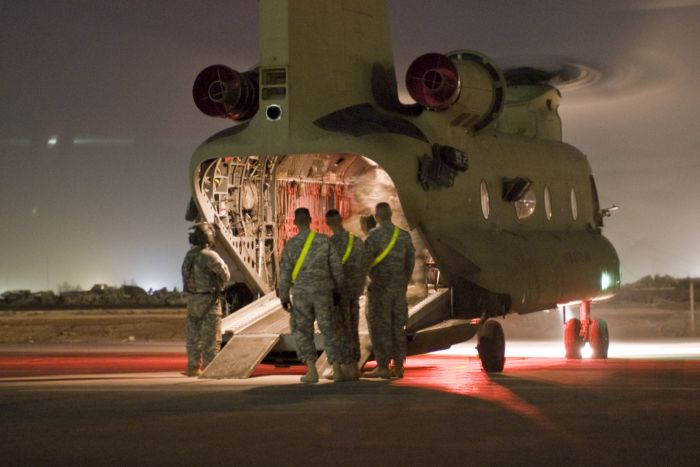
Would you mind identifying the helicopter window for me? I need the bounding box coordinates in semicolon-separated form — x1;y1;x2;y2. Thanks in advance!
544;185;552;220
570;188;578;220
480;179;490;219
514;186;536;220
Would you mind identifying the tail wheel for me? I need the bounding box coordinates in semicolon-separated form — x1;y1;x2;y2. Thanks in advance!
590;319;609;359
477;320;505;373
564;318;583;359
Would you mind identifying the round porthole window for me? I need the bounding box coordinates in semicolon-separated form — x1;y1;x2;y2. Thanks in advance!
480;180;490;219
544;185;552;220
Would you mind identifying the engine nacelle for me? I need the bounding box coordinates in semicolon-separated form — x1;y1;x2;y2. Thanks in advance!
192;65;259;121
406;50;505;132
406;53;461;110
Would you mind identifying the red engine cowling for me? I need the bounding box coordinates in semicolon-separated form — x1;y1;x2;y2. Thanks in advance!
406;51;506;132
192;65;259;121
405;53;461;110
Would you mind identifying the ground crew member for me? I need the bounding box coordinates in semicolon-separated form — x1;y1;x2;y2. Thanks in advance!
181;222;230;377
325;209;365;381
362;202;415;379
278;208;344;383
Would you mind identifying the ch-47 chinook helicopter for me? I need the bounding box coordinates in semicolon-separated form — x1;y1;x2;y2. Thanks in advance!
186;0;620;378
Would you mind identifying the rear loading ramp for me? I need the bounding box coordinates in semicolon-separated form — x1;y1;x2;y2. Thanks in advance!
201;292;287;379
200;334;280;379
220;291;284;335
202;287;464;379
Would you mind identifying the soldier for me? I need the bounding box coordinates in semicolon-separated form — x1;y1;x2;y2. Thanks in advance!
181;222;230;377
362;202;415;379
278;208;344;383
325;209;365;381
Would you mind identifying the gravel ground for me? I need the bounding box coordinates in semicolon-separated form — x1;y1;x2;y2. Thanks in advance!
1;303;696;346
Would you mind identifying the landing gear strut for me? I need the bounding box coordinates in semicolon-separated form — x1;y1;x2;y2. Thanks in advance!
477;320;505;372
563;301;609;359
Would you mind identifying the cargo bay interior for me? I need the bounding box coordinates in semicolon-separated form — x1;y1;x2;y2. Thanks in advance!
196;153;434;302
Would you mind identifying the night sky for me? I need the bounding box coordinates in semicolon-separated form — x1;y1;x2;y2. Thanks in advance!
1;0;699;293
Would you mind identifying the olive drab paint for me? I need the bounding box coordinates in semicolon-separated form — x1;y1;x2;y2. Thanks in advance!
188;0;620;357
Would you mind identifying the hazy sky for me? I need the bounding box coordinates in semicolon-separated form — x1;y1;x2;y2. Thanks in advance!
1;0;699;292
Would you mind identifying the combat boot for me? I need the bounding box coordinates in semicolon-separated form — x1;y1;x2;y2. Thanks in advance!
390;365;404;379
300;362;319;383
323;366;334;380
183;368;202;377
332;362;346;382
363;365;390;379
342;363;359;381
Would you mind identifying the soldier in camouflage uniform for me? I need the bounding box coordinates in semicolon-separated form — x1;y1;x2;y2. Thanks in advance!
181;222;230;377
325;209;365;381
278;208;344;383
362;202;415;379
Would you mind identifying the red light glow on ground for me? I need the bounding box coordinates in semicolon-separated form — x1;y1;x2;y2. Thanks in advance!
391;355;579;442
0;354;186;377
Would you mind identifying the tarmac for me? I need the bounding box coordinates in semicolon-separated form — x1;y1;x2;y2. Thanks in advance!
1;340;699;466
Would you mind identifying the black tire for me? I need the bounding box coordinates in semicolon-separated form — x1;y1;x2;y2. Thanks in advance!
564;318;582;359
477;320;505;373
590;319;609;359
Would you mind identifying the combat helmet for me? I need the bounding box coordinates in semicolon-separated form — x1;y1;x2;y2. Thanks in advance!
189;222;215;246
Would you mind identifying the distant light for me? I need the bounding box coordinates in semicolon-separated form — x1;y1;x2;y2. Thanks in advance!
73;137;135;146
601;271;611;291
141;282;165;292
31;207;37;217
47;136;58;147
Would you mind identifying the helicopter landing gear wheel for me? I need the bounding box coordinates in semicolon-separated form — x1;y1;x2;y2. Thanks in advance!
477;320;505;373
564;318;583;359
590;319;609;359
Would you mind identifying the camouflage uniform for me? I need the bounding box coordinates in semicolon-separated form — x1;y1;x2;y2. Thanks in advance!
362;222;415;368
329;230;365;364
181;245;230;372
279;228;344;364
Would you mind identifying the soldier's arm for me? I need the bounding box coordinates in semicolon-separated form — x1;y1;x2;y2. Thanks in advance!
352;239;367;293
278;245;293;302
361;233;377;273
327;240;344;290
205;252;230;287
403;232;416;284
181;253;194;293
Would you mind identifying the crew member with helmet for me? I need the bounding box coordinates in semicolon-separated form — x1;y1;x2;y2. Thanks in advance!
181;222;230;377
278;208;344;383
362;202;415;379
